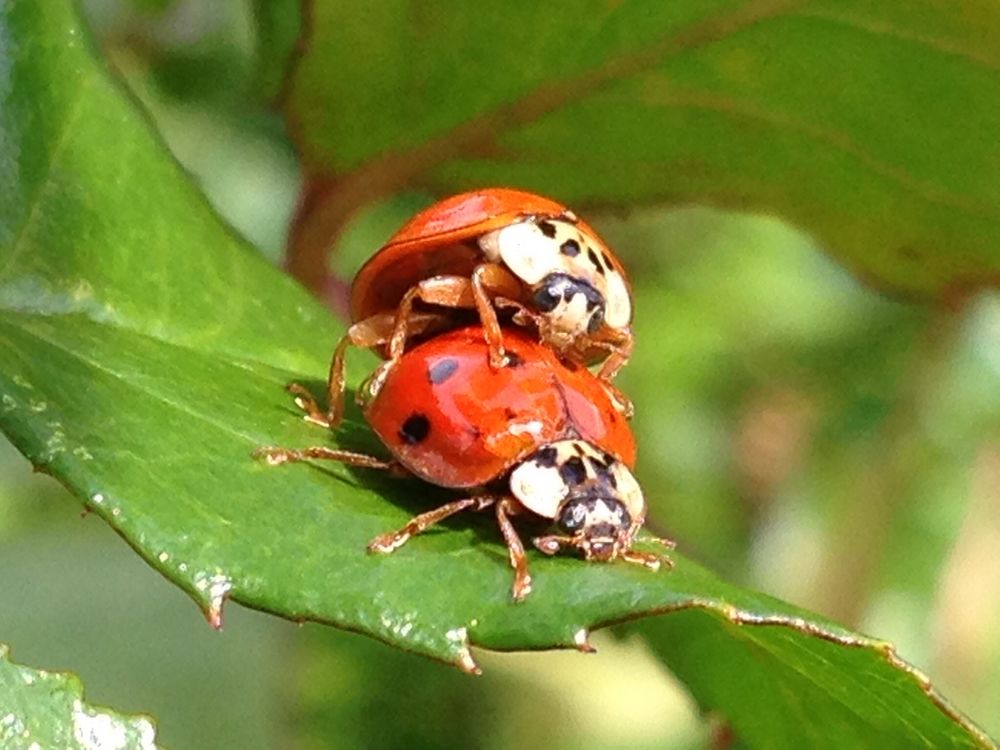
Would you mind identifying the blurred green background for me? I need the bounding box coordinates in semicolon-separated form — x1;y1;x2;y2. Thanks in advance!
1;1;997;747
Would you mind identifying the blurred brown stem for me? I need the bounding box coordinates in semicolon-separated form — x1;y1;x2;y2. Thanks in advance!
282;0;803;307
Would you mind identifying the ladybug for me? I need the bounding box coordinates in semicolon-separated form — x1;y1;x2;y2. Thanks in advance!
257;326;670;601
308;188;636;430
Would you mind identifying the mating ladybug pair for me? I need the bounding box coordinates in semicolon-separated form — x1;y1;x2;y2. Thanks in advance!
258;188;672;601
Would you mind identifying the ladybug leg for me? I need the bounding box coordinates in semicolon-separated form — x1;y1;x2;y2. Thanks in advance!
253;445;407;475
386;276;477;361
497;297;542;328
371;276;479;403
620;523;675;570
288;311;440;429
470;263;523;370
367;495;496;554
582;332;635;419
494;497;532;601
603;382;634;420
532;534;573;556
620;548;672;571
382;266;520;373
321;313;399;428
595;328;634;383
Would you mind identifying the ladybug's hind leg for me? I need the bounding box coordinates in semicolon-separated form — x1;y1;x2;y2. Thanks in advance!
253;445;407;475
367;495;497;554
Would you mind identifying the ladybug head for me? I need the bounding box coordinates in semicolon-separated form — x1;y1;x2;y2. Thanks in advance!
551;494;633;562
508;440;645;562
531;272;607;344
479;218;631;346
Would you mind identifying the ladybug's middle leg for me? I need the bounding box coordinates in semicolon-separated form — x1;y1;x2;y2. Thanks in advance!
367;495;497;554
288;311;439;430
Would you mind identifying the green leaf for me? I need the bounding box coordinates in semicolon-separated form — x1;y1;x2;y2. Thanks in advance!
0;2;994;747
639;611;993;749
0;644;159;750
286;0;1000;301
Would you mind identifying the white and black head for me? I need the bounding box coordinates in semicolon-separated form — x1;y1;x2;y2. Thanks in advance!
479;217;631;347
508;439;644;561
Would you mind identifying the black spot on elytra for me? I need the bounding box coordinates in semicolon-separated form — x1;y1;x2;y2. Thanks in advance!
560;456;587;486
560;239;580;257
428;357;459;384
600;250;614;271
534;446;558;467
503;407;517;420
399;413;430;444
538;220;558;238
505;351;524;368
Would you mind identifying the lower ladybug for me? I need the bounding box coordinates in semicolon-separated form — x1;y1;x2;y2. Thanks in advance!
256;326;671;601
306;188;636;431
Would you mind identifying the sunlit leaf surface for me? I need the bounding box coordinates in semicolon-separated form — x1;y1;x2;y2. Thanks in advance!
0;645;159;750
0;2;993;747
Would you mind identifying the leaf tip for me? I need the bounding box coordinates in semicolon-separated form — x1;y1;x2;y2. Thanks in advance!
573;628;597;653
455;648;482;676
193;572;233;631
446;626;481;675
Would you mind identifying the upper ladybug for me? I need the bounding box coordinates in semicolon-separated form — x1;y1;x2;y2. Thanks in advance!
314;188;636;428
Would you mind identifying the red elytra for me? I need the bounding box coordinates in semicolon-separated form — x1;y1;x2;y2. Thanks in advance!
351;188;581;322
363;325;635;489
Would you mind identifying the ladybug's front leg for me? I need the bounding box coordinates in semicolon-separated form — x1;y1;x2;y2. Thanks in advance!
589;331;636;419
494;497;533;601
620;525;676;571
470;263;522;370
595;328;634;383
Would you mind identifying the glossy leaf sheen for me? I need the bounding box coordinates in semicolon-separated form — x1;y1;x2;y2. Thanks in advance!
0;3;993;748
287;0;1000;300
0;645;159;750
